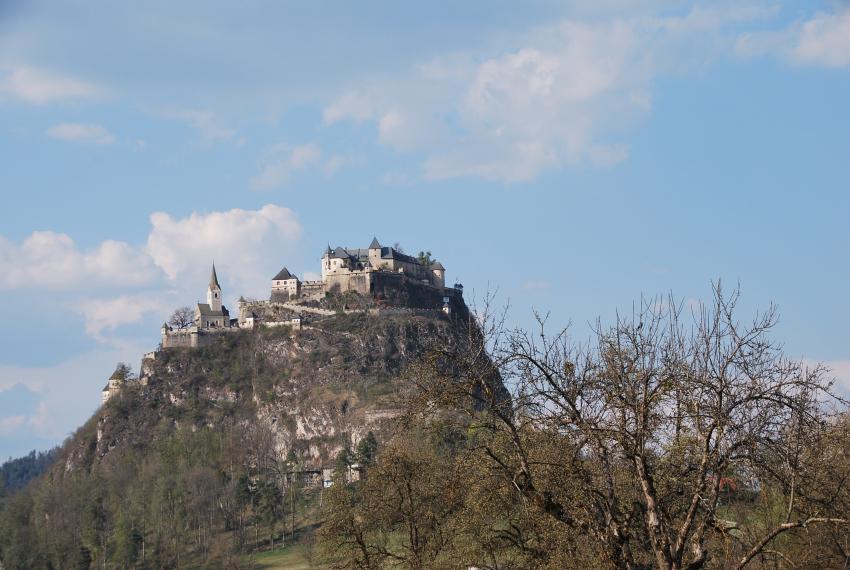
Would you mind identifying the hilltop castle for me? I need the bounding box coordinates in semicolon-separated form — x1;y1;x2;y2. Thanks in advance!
271;237;446;302
159;238;460;349
108;238;461;403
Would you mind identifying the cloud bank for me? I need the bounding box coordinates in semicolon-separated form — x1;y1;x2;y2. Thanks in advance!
0;205;304;347
323;5;778;183
46;122;116;145
0;65;102;104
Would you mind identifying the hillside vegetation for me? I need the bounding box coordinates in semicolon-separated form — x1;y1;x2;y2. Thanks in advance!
2;287;850;569
0;302;480;569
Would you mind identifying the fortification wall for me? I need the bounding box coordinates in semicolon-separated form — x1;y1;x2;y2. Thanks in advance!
162;328;240;349
300;281;325;300
371;272;460;311
162;329;198;348
325;270;372;295
270;290;293;303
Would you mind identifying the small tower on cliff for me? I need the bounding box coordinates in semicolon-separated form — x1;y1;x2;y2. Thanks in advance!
207;263;222;312
368;237;382;269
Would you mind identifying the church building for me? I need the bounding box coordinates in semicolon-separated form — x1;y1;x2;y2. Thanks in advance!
195;264;230;329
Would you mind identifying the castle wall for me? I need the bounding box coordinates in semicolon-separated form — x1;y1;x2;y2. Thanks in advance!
371;272;463;312
162;329;199;348
324;269;372;295
271;290;293;303
163;328;239;349
300;281;325;300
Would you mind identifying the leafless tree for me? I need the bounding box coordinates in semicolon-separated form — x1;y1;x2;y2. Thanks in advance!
169;306;195;329
411;284;848;569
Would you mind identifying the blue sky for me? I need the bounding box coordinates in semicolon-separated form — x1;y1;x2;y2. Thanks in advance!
1;0;848;459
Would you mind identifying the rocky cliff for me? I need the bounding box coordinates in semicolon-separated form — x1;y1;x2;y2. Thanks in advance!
64;305;473;475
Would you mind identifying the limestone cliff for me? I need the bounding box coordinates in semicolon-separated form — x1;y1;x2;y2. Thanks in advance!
63;305;479;474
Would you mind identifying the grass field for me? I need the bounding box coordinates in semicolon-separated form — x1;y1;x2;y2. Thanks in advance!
245;544;315;569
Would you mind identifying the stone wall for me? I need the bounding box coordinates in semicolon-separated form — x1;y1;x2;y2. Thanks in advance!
300;281;325;300
325;269;372;295
162;328;239;349
162;329;198;348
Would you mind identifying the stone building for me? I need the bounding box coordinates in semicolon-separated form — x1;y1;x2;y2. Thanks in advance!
102;366;127;404
270;267;300;301
194;264;230;328
265;237;447;300
320;237;445;292
161;264;235;348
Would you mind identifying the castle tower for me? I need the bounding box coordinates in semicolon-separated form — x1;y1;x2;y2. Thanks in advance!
430;261;445;288
368;237;382;269
207;263;222;312
321;245;332;280
271;266;300;301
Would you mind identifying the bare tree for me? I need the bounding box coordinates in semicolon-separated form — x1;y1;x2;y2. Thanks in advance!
411;284;848;569
169;306;195;329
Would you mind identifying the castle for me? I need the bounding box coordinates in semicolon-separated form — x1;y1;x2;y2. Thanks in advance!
158;238;460;349
105;238;462;419
271;237;445;302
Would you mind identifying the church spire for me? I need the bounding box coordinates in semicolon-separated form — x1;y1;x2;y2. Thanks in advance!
209;263;221;289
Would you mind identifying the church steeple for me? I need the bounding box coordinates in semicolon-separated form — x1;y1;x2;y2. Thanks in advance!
209;263;221;289
207;263;222;312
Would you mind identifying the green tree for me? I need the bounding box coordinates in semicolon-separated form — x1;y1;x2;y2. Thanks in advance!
355;432;378;472
320;433;465;569
256;478;283;550
334;447;352;480
409;286;850;569
112;512;142;568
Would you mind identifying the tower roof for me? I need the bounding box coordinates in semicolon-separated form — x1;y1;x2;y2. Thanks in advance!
369;237;381;249
431;261;445;270
209;263;221;289
273;267;294;280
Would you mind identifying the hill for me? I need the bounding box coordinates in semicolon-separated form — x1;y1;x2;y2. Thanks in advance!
0;292;493;569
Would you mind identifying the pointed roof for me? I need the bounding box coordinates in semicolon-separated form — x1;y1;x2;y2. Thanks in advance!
273;267;294;280
431;261;445;270
209;263;221;289
369;237;381;249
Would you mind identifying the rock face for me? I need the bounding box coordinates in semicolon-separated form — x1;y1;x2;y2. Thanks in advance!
66;308;476;473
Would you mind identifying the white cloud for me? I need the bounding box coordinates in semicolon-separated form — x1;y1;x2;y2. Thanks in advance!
148;107;237;142
736;8;850;69
324;5;773;182
0;65;101;104
0;415;26;435
74;295;169;339
145;204;303;295
0;232;158;290
46;122;115;145
792;9;850;68
522;279;552;292
324;154;353;175
0;205;303;299
251;143;323;190
323;90;379;124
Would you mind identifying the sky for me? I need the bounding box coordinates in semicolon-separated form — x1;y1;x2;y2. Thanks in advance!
0;0;848;459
